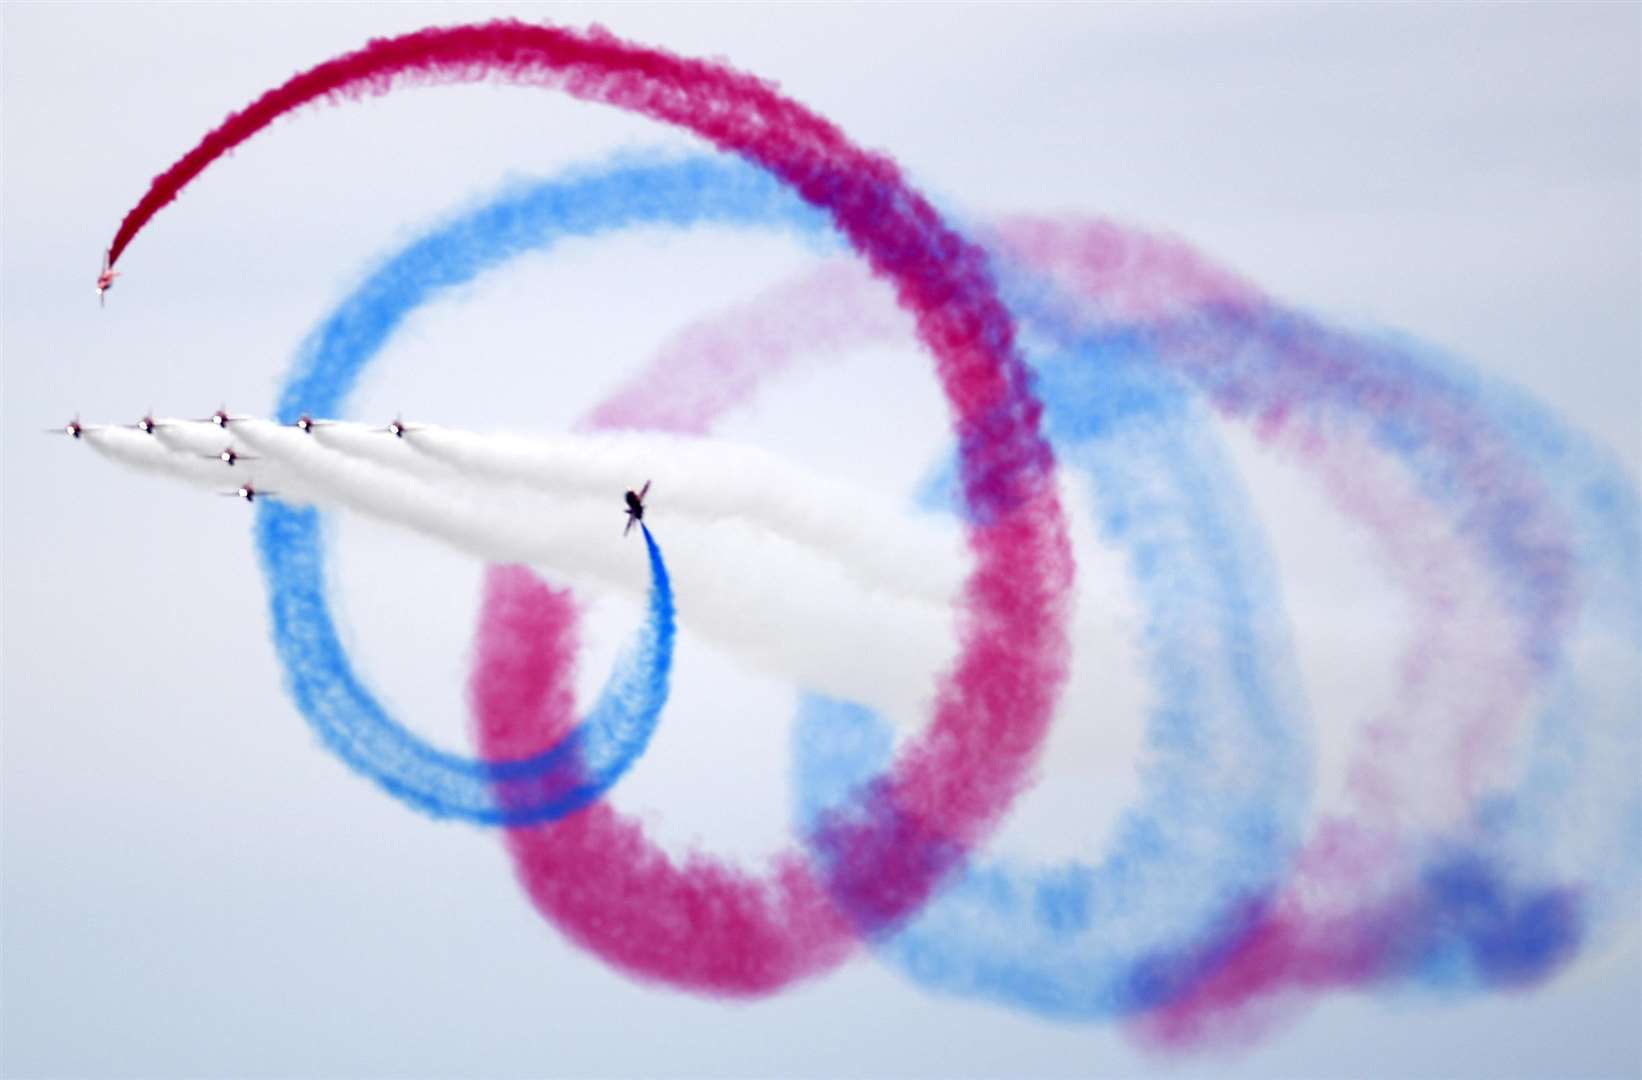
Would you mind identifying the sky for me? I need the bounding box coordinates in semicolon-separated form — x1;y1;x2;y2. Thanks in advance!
3;3;1639;1078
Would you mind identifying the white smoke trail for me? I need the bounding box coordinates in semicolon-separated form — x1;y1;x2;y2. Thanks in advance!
82;422;309;499
212;418;973;723
76;416;1157;754
306;421;968;607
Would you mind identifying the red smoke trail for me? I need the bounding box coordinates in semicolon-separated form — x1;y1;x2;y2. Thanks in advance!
583;262;904;435
988;220;1581;1046
131;21;1073;991
544;220;1577;1021
468;567;583;761
109;17;1062;535
468;577;852;990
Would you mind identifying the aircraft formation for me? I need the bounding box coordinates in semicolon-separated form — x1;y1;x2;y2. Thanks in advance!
50;410;649;534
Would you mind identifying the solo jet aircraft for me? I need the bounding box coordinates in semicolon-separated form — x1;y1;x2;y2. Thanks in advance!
95;253;120;307
624;480;651;537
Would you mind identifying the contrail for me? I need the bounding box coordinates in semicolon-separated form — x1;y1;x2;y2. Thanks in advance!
83;1;1639;1047
81;419;678;826
108;30;1080;982
86;416;971;723
310;420;968;607
583;260;906;435
258;504;675;825
81;150;1641;1031
427;160;1637;1026
82;422;305;498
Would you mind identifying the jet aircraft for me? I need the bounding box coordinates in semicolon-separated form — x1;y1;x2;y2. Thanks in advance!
624;480;651;537
223;483;274;503
201;408;247;429
382;416;423;439
95;253;120;307
47;417;89;439
204;446;259;467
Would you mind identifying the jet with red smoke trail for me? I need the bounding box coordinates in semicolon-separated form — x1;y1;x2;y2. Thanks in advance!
95;252;120;307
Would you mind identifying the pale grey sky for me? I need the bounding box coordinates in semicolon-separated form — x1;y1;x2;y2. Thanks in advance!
3;4;1638;1078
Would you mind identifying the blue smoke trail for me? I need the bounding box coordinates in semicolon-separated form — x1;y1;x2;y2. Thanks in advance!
259;154;1306;959
282;153;1311;999
1387;337;1642;938
275;155;829;422
255;152;1637;1020
259;507;672;824
1137;309;1640;997
831;276;1638;1019
795;319;1310;1019
254;155;830;824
